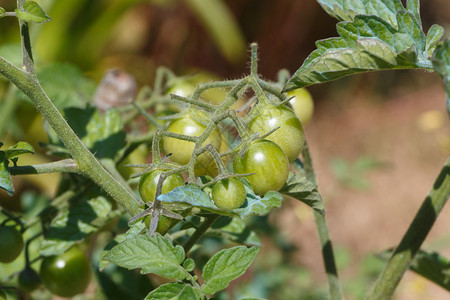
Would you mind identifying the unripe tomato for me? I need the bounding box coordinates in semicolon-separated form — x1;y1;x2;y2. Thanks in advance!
248;104;304;162
0;226;24;263
211;178;246;210
166;80;195;98
163;116;222;169
39;247;91;298
287;88;314;125
139;169;185;203
18;267;41;292
233;139;289;195
144;215;173;235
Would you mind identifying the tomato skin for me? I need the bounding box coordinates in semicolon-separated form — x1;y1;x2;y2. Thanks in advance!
0;226;24;263
166;80;195;98
248;105;304;162
211;178;246;210
287;88;314;125
18;267;41;292
39;247;91;298
139;169;185;203
233;139;289;195
163;117;222;169
144;215;173;234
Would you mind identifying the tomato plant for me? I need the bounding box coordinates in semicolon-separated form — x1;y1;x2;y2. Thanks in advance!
248;104;305;162
288;88;314;125
0;1;449;299
233;139;289;195
0;226;23;263
211;178;246;210
39;247;91;298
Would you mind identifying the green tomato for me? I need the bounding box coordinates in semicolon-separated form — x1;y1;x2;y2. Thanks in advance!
166;80;195;98
40;247;91;298
233;139;289;195
211;178;246;210
248;104;305;162
18;267;41;292
139;169;185;203
287;88;314;125
0;226;24;263
144;215;173;235
163;117;222;170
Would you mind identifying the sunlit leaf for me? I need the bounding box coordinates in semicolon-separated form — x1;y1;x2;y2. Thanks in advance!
5;141;34;159
15;1;51;23
145;282;202;300
202;246;259;295
158;182;283;218
0;7;5;18
284;6;436;91
0;152;13;195
103;233;189;281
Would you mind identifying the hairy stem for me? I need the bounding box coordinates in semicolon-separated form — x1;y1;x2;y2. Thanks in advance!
302;142;343;300
367;157;450;299
0;28;141;217
9;159;79;175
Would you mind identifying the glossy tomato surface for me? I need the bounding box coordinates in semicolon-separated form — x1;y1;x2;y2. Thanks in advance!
139;169;184;203
163;117;222;168
248;104;304;162
288;88;314;125
233;139;289;195
212;178;246;210
40;247;91;298
0;226;23;263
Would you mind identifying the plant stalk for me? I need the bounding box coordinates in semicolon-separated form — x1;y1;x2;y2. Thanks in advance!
183;214;219;254
302;142;343;300
367;157;450;299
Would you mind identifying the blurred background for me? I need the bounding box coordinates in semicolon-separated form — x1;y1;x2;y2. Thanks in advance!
0;0;449;299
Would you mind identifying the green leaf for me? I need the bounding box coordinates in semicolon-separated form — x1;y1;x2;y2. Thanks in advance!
425;25;444;58
208;216;262;247
379;249;450;291
432;39;450;114
279;172;324;215
158;182;283;218
202;246;259;295
36;63;95;110
5;141;34;159
0;7;5;18
15;1;51;23
284;11;432;91
58;106;126;160
40;195;114;256
183;258;195;272
103;233;189;281
145;282;202;300
0;152;13;195
316;0;405;27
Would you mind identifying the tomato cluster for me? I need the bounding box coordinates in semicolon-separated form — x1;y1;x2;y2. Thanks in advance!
137;76;312;218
